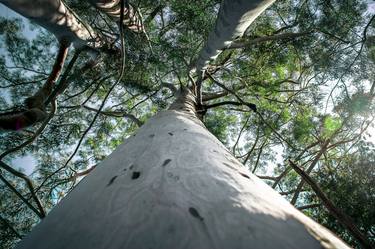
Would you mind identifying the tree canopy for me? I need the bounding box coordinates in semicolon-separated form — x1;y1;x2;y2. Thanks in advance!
0;0;374;248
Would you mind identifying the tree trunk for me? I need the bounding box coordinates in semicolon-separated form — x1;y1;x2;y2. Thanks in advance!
0;0;101;47
15;89;350;249
194;0;276;72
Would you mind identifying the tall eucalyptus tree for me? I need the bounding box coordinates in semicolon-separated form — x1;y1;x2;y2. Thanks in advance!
0;0;374;248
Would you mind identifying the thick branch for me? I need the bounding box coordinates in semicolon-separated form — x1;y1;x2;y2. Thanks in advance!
44;49;85;105
1;0;102;47
289;160;373;249
206;101;243;109
228;31;311;49
66;165;96;182
202;90;229;101
272;141;321;189
291;140;330;205
0;101;56;160
0;43;68;131
297;203;321;211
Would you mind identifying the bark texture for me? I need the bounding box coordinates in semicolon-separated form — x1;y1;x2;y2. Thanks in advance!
88;0;144;32
0;0;101;47
194;0;276;72
16;89;350;249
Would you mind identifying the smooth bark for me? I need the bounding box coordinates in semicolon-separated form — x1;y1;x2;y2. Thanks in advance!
16;89;350;249
194;0;276;72
0;0;101;47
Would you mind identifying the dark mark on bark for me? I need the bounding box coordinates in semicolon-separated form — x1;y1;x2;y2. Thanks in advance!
131;171;141;179
189;207;204;221
223;162;237;170
149;134;155;138
107;175;118;186
183;128;187;131
162;159;172;167
168;132;173;136
129;164;134;170
239;173;250;179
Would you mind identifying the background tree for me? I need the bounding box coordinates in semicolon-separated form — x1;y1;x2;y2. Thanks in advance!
0;0;374;248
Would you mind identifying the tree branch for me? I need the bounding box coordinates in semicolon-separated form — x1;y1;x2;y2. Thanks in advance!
0;169;44;218
0;101;57;160
289;160;373;249
228;31;312;49
291;140;330;205
0;42;68;131
297;203;321;210
161;82;178;95
83;106;143;127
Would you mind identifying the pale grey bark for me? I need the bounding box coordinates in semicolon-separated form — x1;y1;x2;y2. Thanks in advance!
0;0;101;47
16;90;350;249
194;0;276;72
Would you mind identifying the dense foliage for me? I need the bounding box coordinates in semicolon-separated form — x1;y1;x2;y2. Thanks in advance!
0;0;374;248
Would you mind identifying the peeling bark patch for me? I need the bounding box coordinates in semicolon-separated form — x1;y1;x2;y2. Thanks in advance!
168;132;173;136
162;159;172;167
188;207;204;221
129;164;134;170
239;173;250;179
107;176;118;186
131;171;141;179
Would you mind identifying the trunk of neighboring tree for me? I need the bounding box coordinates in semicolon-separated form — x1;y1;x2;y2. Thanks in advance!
0;0;101;47
16;89;350;249
194;0;276;72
